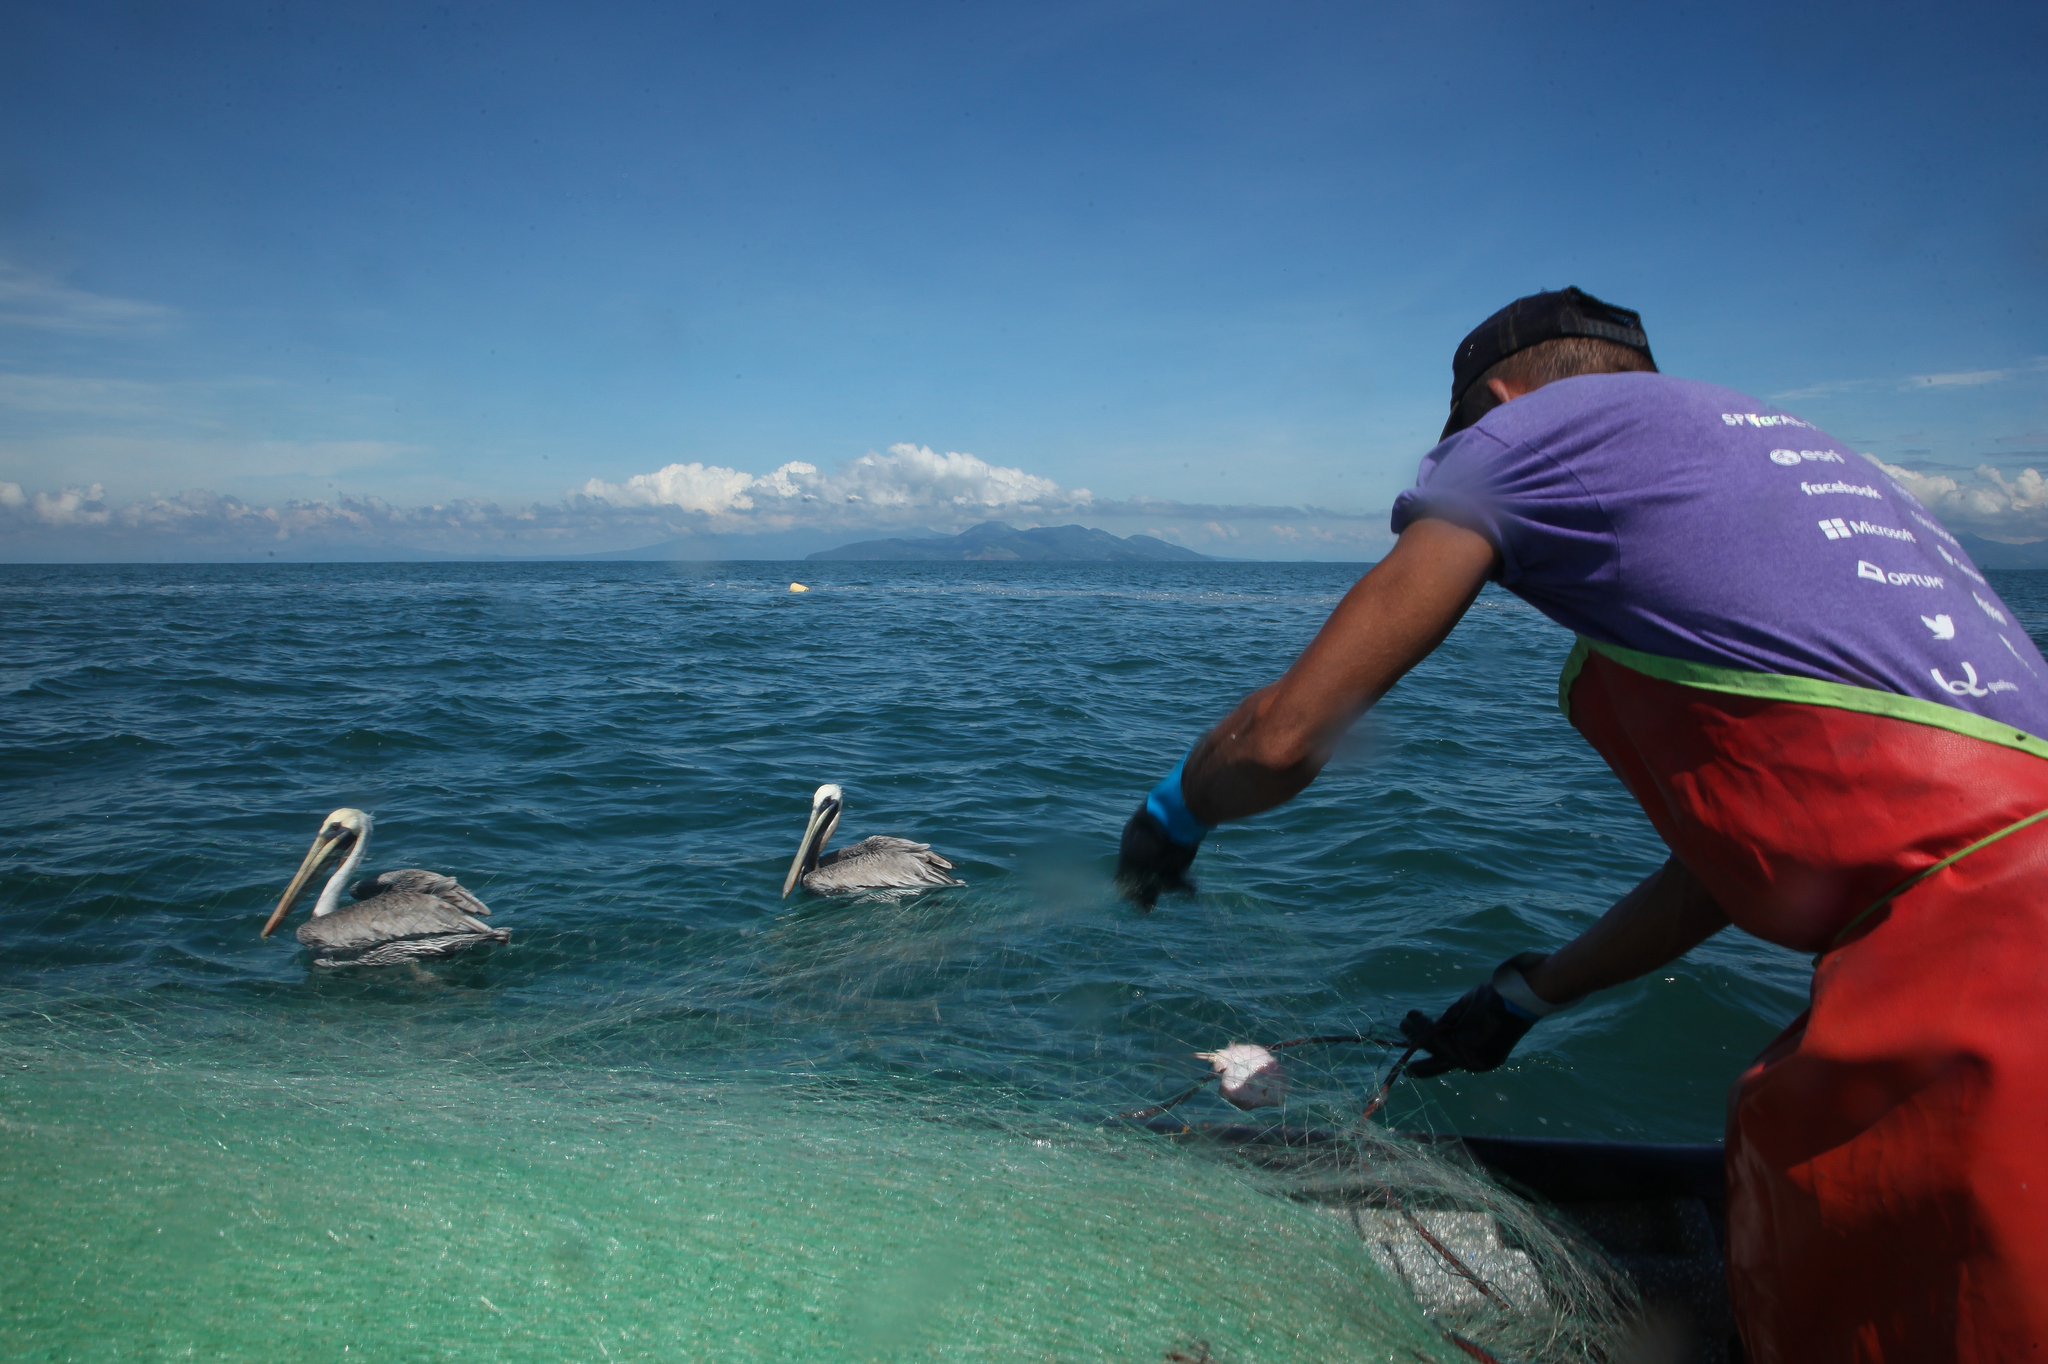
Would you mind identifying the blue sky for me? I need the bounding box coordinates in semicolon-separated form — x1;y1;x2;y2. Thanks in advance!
2;0;2044;560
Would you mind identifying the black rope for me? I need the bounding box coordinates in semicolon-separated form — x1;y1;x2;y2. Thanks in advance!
1265;1032;1397;1051
1359;1043;1418;1122
1114;1076;1212;1121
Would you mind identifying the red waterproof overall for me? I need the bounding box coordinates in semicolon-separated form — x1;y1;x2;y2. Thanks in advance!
1563;642;2048;1362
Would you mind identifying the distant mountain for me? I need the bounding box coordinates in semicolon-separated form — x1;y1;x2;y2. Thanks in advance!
1957;533;2048;571
807;521;1213;562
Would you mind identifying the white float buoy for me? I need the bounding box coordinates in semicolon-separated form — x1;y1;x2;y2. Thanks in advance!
789;582;809;593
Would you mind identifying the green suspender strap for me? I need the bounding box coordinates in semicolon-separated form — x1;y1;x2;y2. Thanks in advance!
1554;636;2048;953
1830;806;2048;950
1557;636;2048;761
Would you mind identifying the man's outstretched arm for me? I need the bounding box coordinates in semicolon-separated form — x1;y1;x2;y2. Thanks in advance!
1401;856;1732;1077
1182;517;1499;822
1115;517;1496;903
1521;856;1731;1004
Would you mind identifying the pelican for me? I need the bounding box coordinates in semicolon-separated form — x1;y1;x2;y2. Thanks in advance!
262;808;509;967
780;783;966;897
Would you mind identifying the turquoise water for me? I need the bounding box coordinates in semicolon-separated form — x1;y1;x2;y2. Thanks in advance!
6;561;2042;1359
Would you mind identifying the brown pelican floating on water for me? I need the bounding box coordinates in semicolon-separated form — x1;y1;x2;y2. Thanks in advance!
781;784;966;897
262;808;509;967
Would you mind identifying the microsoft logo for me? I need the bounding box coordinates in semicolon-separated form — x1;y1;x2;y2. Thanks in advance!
1819;518;1852;540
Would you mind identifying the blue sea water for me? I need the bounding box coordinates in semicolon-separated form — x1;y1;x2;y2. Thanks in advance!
4;560;2044;1359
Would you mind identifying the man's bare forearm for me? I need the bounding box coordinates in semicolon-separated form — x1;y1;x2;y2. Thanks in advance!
1178;518;1497;825
1521;857;1730;1005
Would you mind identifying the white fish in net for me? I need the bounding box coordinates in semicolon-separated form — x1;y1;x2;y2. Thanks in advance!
1195;1042;1287;1109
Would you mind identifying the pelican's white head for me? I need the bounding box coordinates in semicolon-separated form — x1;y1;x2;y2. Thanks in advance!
321;807;372;840
782;784;846;898
263;807;374;937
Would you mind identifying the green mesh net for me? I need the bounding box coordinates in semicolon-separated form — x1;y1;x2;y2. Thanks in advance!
0;966;1639;1364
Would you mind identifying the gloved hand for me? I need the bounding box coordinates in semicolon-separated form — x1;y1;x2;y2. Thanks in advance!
1115;755;1212;909
1400;952;1563;1077
1117;807;1199;908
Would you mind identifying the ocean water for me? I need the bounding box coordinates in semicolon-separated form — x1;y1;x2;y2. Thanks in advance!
5;560;2043;1361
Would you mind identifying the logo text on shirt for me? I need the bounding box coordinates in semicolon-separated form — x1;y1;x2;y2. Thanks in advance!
1932;662;2016;697
1819;518;1914;542
1770;448;1847;466
1933;542;1987;585
1803;480;1882;499
1724;413;1816;428
1910;510;1961;548
2001;635;2038;675
1857;560;1945;588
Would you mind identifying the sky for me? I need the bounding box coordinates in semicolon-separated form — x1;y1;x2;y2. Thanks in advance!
2;0;2044;561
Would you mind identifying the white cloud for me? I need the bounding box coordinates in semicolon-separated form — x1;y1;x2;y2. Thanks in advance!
0;260;175;337
1906;368;2016;389
1877;458;2048;541
1768;378;1875;403
26;483;115;527
0;373;182;417
1772;357;2048;403
578;444;1087;528
0;372;288;424
0;443;1391;561
1903;358;2048;390
0;434;412;492
583;459;768;514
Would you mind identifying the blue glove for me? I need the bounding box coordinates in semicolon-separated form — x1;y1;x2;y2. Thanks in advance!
1116;756;1213;909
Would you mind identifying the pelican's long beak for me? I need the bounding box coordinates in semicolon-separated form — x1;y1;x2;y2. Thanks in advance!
262;829;347;938
781;798;841;898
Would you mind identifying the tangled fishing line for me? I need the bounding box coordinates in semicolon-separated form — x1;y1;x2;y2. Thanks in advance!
1113;1030;1640;1364
0;848;1642;1364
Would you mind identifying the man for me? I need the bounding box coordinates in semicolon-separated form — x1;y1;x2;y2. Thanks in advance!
1115;288;2048;1361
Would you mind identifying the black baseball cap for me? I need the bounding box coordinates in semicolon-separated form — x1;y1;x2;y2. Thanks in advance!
1442;287;1653;440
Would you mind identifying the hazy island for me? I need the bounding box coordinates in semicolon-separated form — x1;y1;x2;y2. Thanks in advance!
807;521;1213;562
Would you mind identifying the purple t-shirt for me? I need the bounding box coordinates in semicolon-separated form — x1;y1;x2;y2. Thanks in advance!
1390;372;2048;738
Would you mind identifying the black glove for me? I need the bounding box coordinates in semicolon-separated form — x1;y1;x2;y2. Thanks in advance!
1115;806;1199;909
1399;953;1554;1077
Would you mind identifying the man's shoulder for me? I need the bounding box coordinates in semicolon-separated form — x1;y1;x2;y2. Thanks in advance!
1478;373;1780;444
1411;373;1849;508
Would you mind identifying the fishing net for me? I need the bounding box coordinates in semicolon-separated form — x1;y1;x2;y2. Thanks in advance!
0;886;1641;1364
0;562;1725;1363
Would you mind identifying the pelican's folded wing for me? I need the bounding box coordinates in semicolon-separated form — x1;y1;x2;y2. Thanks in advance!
833;836;944;859
809;837;966;891
351;868;493;916
297;891;506;955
